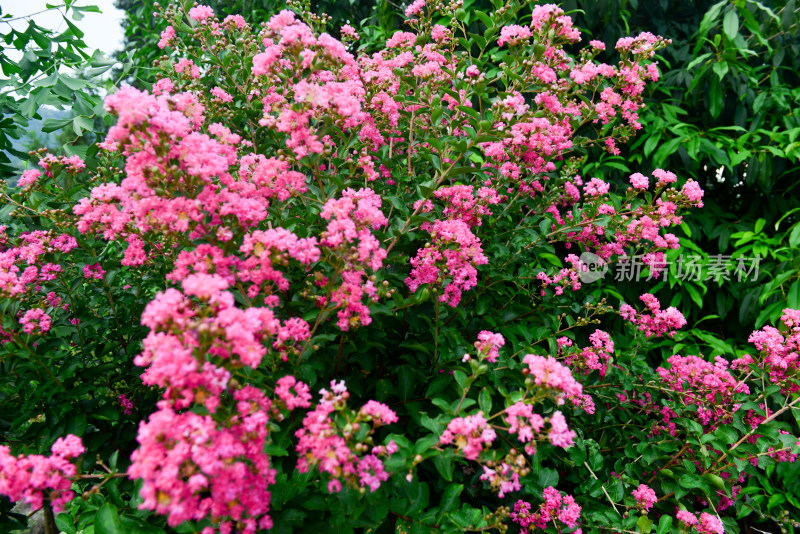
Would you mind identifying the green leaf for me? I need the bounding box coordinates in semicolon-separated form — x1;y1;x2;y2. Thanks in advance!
637;515;654;534
783;0;796;31
61;14;85;38
61;76;89;90
73;115;94;135
432;454;454;481
474;10;492;28
42;117;74;133
446;166;478;178
656;514;673;534
709;77;722;119
436;483;463;522
685;284;703;308
789;224;800;248
698;1;726;37
715;425;738;445
397;479;430;515
56;514;77;534
653;136;684;167
643;132;662;157
478;388;492;414
723;9;739;41
94;503;123;534
679;473;709;493
687;53;712;70
538;467;559;488
65;410;86;436
703;473;727;492
712;61;728;80
788;280;800;309
453;370;467;389
456;105;480;120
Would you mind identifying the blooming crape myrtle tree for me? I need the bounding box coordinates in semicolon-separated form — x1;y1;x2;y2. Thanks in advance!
1;0;799;532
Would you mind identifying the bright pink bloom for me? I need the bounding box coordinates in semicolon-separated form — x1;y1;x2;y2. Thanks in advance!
498;25;532;46
522;354;583;402
188;5;214;21
83;263;106;280
629;172;649;190
210;86;233;103
676;510;699;526
405;0;425;17
440;412;496;460
0;435;84;512
20;309;51;334
653;168;677;186
158;25;175;48
632;484;657;511
681;179;705;207
475;331;505;363
18;169;41;189
274;375;312;410
359;400;398;425
512;486;582;530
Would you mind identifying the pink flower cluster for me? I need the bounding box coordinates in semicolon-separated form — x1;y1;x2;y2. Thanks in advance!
505;402;575;452
17;169;41;189
530;4;580;41
675;511;724;534
0;230;77;298
432;185;501;228
20;308;51;334
250;10;388;159
439;412;496;460
632;483;657;512
158;25;175;48
37;153;86;176
681;179;705;207
561;330;614;377
512;486;582;532
404;0;425;17
629;172;649;190
657;355;749;428
621;294;686;337
128;391;276;532
118;393;134;415
295;381;397;493
478;448;529;498
480;461;521;498
504;402;545;455
320;188;388;330
82;263;106;280
238;227;320;305
135;281;309;412
188;5;215;21
539;170;693;279
535;254;586;295
745;308;800;386
498;25;532;47
522;354;583;403
475;330;505;363
274;375;312;410
0;435;84;512
405;219;488;307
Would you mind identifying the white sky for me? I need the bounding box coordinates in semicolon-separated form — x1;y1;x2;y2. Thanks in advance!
3;0;125;59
